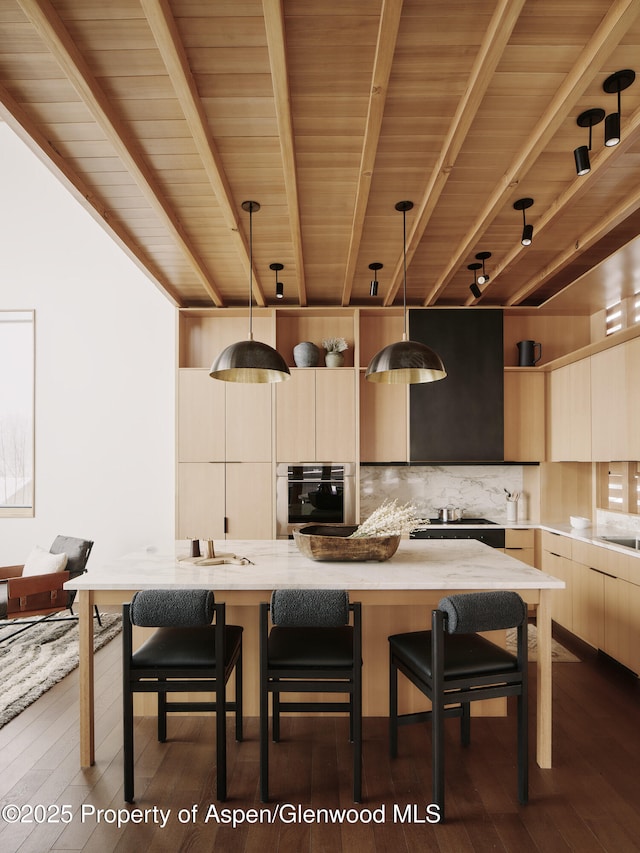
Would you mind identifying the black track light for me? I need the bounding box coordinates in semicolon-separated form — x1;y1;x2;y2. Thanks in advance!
574;108;604;175
270;262;284;299
368;262;383;296
603;69;635;147
513;198;534;246
468;262;482;298
475;251;491;284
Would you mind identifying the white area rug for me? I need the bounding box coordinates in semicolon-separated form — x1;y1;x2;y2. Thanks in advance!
506;623;579;662
0;613;121;727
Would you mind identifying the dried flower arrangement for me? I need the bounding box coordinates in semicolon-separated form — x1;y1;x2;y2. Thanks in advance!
322;336;349;353
348;499;430;538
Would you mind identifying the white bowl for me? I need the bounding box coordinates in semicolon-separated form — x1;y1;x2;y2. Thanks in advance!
570;516;591;529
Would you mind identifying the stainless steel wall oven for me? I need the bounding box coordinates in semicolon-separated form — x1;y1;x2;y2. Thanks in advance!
276;463;356;539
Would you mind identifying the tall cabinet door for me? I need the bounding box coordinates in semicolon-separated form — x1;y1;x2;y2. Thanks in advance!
225;463;273;539
225;382;272;462
176;463;226;539
549;360;591;461
276;369;316;461
359;373;408;462
316;369;356;461
178;370;225;461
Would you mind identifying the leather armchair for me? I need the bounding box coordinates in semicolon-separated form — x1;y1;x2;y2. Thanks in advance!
0;536;94;639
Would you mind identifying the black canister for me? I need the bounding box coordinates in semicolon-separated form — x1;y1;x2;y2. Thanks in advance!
517;340;542;366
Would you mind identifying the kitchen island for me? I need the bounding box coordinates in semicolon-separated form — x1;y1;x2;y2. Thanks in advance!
66;537;564;770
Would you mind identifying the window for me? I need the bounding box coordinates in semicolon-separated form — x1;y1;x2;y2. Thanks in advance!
0;310;34;516
599;461;640;516
605;301;623;336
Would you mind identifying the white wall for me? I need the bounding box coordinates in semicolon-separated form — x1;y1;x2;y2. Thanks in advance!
0;124;176;567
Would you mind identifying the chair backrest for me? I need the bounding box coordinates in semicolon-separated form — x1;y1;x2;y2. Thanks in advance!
129;589;215;627
437;591;526;634
49;536;93;578
270;589;349;627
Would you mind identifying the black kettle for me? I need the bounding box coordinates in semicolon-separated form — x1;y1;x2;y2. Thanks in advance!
516;340;542;366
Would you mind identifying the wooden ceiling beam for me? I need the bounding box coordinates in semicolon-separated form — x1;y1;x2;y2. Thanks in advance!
382;0;525;307
140;0;266;307
340;0;403;306
0;79;184;307
425;0;640;307
263;0;306;307
16;0;226;307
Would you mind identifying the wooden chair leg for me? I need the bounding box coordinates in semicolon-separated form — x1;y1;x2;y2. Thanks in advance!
123;687;135;804
460;703;471;747
235;650;243;742
216;680;227;802
272;688;281;742
259;675;269;802
517;691;529;804
389;656;398;759
158;681;167;742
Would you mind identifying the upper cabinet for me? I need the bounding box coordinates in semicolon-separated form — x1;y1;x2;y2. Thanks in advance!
178;369;272;463
276;368;357;462
590;346;627;461
503;370;546;462
549;359;591;461
408;309;504;462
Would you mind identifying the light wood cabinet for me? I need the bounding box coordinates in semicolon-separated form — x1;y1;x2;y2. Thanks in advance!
178;369;272;463
176;462;273;540
571;561;604;650
505;528;536;566
603;574;640;675
549;359;591;461
542;547;573;630
359;374;408;462
624;337;640;460
503;370;545;461
590;345;627;461
276;368;357;462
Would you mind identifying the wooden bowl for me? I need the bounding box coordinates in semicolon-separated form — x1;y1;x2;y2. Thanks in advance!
293;523;401;562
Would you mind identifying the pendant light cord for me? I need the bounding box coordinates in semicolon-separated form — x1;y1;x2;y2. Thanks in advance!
248;202;254;341
402;205;408;341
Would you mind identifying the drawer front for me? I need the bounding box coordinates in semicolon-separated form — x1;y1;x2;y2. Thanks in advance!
505;528;535;549
541;530;571;559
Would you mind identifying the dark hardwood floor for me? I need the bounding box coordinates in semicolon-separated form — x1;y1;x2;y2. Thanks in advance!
0;624;639;853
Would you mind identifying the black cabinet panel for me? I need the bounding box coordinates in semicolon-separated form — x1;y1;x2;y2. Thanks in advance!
409;309;503;461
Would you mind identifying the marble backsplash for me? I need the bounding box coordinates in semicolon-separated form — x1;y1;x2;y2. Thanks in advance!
359;465;526;523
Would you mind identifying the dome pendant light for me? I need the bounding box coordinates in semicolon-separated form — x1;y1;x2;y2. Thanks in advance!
210;201;291;383
365;201;446;385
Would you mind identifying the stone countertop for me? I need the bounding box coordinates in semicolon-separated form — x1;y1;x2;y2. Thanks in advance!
416;517;640;559
65;538;564;592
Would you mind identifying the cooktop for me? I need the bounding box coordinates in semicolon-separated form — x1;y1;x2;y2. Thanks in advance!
426;517;497;525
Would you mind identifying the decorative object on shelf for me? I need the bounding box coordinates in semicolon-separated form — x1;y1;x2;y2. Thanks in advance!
270;262;284;299
365;201;446;384
293;341;320;367
322;336;348;368
574;108;605;175
603;69;635;147
513;197;534;246
293;524;401;562
517;339;542;366
369;262;383;296
209;201;291;384
349;499;430;538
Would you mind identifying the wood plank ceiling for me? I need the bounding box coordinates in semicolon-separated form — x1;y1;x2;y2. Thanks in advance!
2;0;640;314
